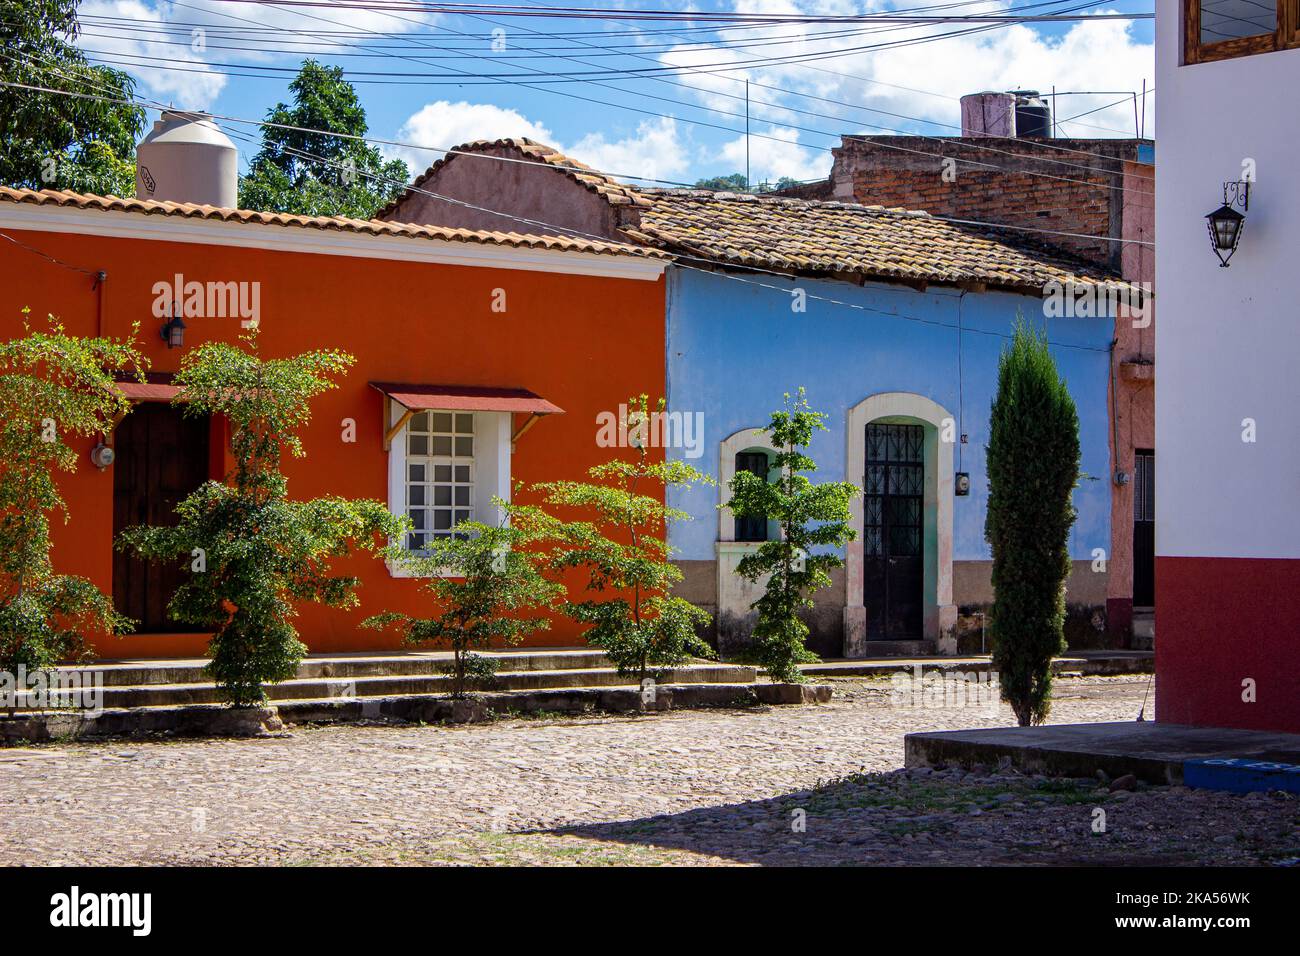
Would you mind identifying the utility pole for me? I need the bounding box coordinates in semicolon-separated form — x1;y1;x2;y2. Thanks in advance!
745;79;750;192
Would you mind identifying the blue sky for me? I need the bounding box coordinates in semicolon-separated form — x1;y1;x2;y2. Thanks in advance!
74;1;1155;188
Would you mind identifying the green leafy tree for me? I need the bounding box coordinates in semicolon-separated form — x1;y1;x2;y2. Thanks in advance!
694;173;749;192
531;395;714;681
118;334;403;706
0;311;143;676
238;59;410;219
363;509;563;698
0;0;145;195
985;321;1080;726
724;389;859;683
693;173;800;193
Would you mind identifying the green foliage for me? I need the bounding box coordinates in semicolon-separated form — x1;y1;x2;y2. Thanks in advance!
363;510;563;698
238;59;410;219
724;389;859;683
985;320;1080;726
693;173;801;193
117;334;404;706
530;395;714;681
0;1;145;195
0;311;143;675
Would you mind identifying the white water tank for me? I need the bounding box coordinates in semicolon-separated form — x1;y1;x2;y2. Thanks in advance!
959;92;1016;138
135;111;238;208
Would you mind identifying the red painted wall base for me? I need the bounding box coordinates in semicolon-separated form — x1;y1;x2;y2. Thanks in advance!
1156;556;1300;734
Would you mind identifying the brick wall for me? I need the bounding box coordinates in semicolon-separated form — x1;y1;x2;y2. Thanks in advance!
806;136;1150;271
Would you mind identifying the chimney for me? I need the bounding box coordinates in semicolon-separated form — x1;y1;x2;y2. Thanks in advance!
960;91;1016;138
136;111;238;208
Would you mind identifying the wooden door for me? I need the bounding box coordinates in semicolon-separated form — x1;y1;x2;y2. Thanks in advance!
112;404;211;632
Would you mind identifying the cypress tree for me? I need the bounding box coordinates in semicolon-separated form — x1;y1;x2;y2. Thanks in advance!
985;321;1080;726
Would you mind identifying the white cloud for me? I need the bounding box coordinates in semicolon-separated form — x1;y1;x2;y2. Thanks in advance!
662;9;1155;146
718;124;829;185
389;103;689;186
389;100;555;175
74;0;440;110
565;117;690;184
77;1;226;107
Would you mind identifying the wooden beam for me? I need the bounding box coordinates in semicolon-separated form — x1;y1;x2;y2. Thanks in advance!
511;412;542;450
383;398;415;452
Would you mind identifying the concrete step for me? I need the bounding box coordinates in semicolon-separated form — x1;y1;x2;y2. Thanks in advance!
1131;612;1154;650
1;680;834;742
800;651;1152;678
64;648;616;687
70;662;758;709
860;640;938;656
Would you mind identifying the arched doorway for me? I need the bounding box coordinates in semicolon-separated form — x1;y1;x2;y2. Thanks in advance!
844;393;957;656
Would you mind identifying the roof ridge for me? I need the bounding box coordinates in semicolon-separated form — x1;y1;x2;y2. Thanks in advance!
380;136;647;219
0;186;665;260
635;187;932;219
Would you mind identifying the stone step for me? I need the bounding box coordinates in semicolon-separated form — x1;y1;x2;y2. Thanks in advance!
64;662;758;709
63;648;616;687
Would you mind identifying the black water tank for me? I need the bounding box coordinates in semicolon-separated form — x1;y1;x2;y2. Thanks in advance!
1012;90;1052;138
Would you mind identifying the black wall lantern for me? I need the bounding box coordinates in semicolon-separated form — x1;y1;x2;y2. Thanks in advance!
955;472;970;496
160;309;186;349
1205;180;1250;267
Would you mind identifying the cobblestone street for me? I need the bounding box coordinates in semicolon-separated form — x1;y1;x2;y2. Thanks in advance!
1;676;1296;866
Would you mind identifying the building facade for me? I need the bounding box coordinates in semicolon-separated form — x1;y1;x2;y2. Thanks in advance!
384;142;1125;658
0;186;667;659
780;125;1156;644
1154;0;1300;732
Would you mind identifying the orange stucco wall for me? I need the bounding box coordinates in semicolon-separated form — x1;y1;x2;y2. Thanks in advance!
0;225;666;659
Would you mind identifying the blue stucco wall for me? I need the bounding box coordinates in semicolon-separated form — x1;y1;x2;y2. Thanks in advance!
664;266;1113;563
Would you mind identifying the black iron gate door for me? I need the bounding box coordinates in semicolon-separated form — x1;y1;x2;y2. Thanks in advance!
864;423;925;640
1133;449;1155;607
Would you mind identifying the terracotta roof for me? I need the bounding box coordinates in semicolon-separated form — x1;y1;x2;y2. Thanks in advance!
0;186;665;260
624;189;1124;292
381;137;651;219
390;137;1124;291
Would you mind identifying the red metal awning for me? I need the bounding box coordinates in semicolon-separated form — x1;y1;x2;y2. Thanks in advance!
369;383;563;416
370;383;564;450
114;373;182;402
115;381;182;402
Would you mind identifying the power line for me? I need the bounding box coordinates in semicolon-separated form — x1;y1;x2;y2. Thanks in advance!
201;0;1152;24
0;69;1154;245
157;0;1153;196
2;50;1131;356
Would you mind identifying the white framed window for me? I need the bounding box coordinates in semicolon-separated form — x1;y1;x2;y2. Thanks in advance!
405;411;476;550
385;405;512;575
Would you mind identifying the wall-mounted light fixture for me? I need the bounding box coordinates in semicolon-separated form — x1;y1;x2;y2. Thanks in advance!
1205;180;1250;267
90;443;116;470
160;308;186;349
955;472;970;496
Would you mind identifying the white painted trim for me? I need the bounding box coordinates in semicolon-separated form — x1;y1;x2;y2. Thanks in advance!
384;406;512;578
845;392;955;642
0;203;668;281
717;427;775;542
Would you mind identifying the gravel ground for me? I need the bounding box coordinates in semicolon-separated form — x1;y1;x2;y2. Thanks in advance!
0;675;1296;866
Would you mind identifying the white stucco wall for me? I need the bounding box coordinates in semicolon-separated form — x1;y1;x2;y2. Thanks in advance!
1155;0;1300;559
